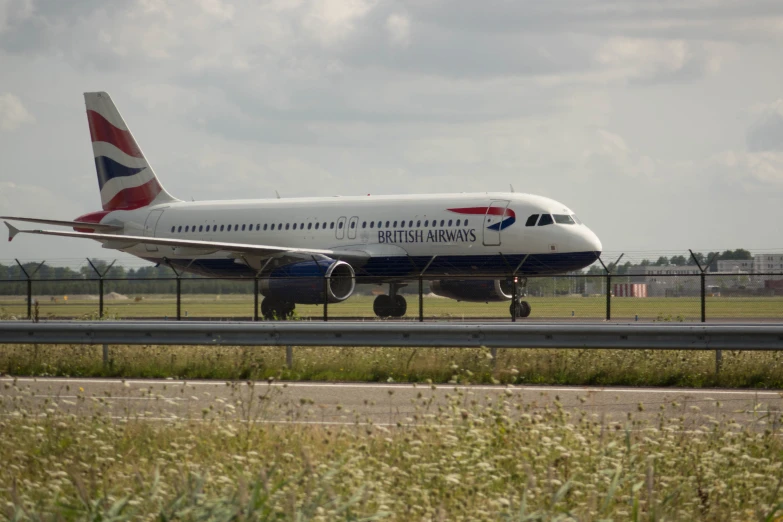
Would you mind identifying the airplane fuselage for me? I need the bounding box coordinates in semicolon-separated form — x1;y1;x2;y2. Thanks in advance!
91;191;602;279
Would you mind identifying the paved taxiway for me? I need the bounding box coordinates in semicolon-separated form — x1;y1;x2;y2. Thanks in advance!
2;377;781;429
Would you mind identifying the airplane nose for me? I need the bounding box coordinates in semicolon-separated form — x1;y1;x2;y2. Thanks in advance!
571;227;602;255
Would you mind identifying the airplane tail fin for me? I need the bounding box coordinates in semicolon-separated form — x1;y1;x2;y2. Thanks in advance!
84;92;179;211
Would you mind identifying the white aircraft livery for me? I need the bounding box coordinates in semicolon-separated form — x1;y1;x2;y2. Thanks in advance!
4;92;602;319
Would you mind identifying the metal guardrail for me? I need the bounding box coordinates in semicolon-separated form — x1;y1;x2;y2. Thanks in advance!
1;321;782;350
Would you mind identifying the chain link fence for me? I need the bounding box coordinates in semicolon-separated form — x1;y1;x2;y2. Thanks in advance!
1;260;781;322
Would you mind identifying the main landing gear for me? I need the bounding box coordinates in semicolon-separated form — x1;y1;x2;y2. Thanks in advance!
261;296;295;320
509;277;531;319
373;283;407;318
510;300;532;319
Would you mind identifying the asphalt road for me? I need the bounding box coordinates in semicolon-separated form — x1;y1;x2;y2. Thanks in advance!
2;377;781;429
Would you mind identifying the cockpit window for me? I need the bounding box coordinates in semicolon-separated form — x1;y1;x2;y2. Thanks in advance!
525;214;539;227
553;214;575;225
537;214;554;226
572;215;582;225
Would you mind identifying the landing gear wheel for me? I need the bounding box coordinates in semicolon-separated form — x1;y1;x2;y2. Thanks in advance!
373;294;393;318
520;300;531;318
261;297;295;320
510;300;532;319
390;295;407;318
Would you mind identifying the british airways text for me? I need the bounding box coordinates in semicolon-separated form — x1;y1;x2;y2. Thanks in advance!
378;228;477;244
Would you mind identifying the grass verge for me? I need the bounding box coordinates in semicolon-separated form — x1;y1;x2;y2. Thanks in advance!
1;380;782;520
4;343;783;388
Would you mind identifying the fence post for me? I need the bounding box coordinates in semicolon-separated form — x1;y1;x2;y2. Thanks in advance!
87;259;116;319
254;277;259;321
597;254;623;322
176;277;181;320
418;276;424;322
15;259;44;320
323;274;329;322
689;250;721;373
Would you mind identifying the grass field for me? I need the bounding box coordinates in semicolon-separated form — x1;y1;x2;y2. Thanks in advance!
2;380;782;520
2;293;782;320
5;341;783;388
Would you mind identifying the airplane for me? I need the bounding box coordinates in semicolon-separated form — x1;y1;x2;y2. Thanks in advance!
3;92;602;319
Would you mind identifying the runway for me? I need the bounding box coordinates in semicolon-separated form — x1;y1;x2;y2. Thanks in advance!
2;377;781;429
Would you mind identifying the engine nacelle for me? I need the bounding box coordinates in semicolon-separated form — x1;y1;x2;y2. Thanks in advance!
260;260;355;304
429;279;513;302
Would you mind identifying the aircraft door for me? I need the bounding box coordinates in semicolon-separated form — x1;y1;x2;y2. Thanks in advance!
482;200;510;247
347;216;359;240
335;216;347;240
143;209;164;252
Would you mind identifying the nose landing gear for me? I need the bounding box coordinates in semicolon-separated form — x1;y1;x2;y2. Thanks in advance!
509;277;531;319
373;283;407;318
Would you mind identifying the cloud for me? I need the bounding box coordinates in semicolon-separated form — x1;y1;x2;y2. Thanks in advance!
386;13;410;47
747;100;783;152
0;93;33;131
595;37;723;84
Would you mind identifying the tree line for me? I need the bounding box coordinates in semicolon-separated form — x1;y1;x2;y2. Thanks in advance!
585;249;753;276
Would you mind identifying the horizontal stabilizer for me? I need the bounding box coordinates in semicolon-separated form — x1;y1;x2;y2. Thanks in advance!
0;216;122;232
5;221;20;242
7;226;370;262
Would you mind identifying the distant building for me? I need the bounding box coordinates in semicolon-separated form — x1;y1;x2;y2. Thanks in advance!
715;259;753;273
627;265;701;297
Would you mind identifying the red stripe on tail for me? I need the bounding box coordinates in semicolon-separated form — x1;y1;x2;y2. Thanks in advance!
104;179;162;211
87;110;144;159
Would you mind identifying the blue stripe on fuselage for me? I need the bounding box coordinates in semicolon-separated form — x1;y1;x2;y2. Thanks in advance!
146;252;600;279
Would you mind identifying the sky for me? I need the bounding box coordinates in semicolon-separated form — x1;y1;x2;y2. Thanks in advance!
0;0;782;268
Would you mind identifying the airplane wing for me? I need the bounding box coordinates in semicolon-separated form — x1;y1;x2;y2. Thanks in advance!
0;216;122;232
4;221;369;261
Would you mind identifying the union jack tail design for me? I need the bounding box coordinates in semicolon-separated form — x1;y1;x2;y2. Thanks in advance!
85;92;178;211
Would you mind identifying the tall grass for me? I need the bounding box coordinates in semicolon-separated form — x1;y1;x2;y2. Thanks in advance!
4;342;783;388
1;379;782;520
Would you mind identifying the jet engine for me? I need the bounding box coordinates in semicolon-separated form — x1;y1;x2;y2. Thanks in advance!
260;259;355;304
429;279;513;302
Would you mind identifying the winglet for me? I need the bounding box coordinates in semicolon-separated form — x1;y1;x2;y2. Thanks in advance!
5;221;20;242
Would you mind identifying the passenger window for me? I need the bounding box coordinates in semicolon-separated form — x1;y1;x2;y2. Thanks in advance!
315;223;319;230
293;223;297;230
400;221;405;228
456;219;460;226
241;225;245;231
378;221;383;228
440;220;444;226
178;226;182;232
308;223;312;230
409;220;413;227
170;226;175;233
206;225;210;232
255;224;259;231
350;222;355;229
424;220;428;226
330;222;335;229
538;214;554;226
553;214;575;225
370;222;374;228
525;214;539;227
185;226;189;232
285;223;290;230
339;222;344;229
278;224;282;230
300;223;304;229
448;219;452;227
417;220;421;227
393;221;397;227
263;224;267;231
385;221;390;227
465;219;469;226
361;221;366;228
